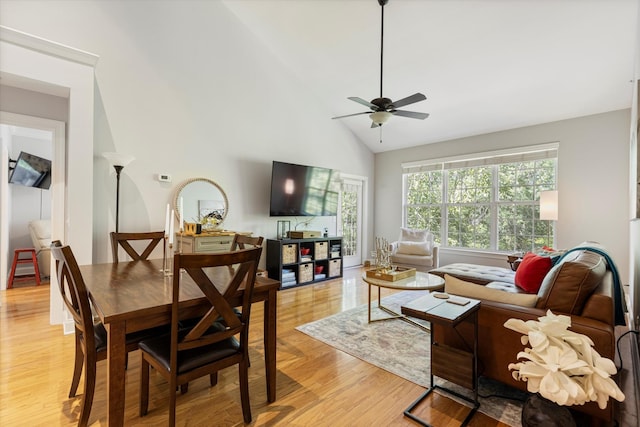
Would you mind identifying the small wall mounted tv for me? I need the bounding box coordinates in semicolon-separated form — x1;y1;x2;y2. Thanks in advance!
8;151;52;190
269;161;339;217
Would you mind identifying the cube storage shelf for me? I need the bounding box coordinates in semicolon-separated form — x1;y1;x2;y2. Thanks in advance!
266;237;343;289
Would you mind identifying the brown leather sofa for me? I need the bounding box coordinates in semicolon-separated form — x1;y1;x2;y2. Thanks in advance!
430;249;617;423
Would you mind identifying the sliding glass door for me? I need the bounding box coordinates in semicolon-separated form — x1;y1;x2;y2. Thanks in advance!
338;178;364;268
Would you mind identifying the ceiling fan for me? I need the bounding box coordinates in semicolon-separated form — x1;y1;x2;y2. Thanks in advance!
332;0;429;129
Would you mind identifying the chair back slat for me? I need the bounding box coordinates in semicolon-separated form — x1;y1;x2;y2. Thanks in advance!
230;234;264;251
110;231;165;263
170;247;262;365
50;240;96;351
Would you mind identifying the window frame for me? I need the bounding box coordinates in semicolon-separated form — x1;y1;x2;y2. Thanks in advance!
402;144;558;253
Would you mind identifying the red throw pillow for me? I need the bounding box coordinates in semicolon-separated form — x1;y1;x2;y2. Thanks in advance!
514;252;553;293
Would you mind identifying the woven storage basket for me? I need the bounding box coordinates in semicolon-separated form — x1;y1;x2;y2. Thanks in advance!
282;243;298;264
329;259;341;277
314;241;328;260
298;263;313;283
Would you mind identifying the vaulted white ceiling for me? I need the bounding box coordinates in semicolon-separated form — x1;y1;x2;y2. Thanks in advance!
224;0;638;153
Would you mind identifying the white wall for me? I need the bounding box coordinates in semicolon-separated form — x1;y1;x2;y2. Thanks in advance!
629;2;640;329
0;1;375;268
0;85;68;122
375;110;631;285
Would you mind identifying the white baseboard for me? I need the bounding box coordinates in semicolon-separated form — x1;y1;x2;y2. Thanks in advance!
63;319;74;335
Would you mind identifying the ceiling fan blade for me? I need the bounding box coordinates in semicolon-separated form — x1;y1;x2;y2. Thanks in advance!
392;110;430;120
348;97;377;109
390;93;427;109
332;111;371;120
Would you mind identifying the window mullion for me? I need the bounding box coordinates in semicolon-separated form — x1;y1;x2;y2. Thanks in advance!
490;165;498;250
442;170;448;246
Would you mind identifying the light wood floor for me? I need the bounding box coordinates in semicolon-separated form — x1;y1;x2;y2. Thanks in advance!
1;268;632;426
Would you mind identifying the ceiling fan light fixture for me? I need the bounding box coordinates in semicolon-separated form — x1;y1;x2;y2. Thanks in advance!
331;0;428;134
369;111;392;125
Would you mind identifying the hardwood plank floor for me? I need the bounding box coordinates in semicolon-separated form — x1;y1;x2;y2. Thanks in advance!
1;268;634;426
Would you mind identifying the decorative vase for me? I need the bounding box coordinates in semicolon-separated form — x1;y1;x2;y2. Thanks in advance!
521;394;576;427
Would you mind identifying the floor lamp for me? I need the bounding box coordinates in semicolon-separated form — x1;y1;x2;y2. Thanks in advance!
539;190;558;246
103;152;135;232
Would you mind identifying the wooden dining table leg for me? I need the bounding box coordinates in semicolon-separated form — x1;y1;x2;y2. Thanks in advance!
105;321;126;426
264;288;277;402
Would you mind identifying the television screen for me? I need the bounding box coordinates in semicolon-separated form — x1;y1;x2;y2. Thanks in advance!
8;151;52;190
269;161;339;216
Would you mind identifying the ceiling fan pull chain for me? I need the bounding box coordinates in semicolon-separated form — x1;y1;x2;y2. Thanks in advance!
379;126;383;144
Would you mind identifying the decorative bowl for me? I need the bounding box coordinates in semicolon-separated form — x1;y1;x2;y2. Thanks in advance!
301;248;311;255
315;266;324;274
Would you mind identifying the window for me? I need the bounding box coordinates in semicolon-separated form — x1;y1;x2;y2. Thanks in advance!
403;144;557;252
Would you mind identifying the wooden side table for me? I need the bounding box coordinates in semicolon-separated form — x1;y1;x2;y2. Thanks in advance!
401;293;481;427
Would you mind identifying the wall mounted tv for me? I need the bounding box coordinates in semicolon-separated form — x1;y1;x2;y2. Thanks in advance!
269;161;340;217
8;151;52;190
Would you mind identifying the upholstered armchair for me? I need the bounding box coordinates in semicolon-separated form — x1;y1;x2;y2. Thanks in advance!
29;219;51;278
389;228;439;272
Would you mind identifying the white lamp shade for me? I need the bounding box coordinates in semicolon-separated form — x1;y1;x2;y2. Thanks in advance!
540;190;558;221
369;111;392;125
102;152;135;167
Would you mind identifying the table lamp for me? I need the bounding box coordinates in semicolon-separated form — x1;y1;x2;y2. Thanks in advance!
539;190;558;246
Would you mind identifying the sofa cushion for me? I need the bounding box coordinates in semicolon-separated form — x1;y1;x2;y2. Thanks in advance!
430;263;515;285
399;227;431;242
514;252;553;293
445;274;538;307
29;219;51;240
396;240;432;256
391;252;435;267
485;281;522;293
29;219;52;251
535;250;607;314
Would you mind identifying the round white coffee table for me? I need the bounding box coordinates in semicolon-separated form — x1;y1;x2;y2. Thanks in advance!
362;271;445;330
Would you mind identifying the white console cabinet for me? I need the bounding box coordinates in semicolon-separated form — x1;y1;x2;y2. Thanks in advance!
177;231;251;253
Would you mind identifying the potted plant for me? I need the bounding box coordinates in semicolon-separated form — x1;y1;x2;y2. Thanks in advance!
504;310;625;424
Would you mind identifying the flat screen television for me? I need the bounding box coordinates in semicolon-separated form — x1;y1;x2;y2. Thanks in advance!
8;151;52;190
269;161;339;216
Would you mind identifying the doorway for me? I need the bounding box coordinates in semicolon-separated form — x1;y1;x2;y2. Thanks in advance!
1;26;96;326
0;112;65;324
338;175;366;268
2;124;53;283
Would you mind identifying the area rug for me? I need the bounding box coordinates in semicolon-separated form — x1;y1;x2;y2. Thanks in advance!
296;290;526;427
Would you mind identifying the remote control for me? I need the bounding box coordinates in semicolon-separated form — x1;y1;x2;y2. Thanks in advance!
446;296;470;306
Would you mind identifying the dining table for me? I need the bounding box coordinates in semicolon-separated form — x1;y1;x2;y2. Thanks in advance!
80;258;280;426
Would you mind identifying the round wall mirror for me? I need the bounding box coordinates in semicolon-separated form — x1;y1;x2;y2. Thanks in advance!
174;178;228;228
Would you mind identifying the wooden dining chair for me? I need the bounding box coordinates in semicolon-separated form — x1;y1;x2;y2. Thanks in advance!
179;233;263;377
51;240;166;427
138;247;262;426
230;234;264;250
110;231;165;263
229;234;263;288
